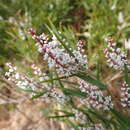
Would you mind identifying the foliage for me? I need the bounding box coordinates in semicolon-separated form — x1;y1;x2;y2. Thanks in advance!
1;0;130;130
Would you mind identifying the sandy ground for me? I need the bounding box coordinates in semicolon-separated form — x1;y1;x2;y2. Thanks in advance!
0;100;61;130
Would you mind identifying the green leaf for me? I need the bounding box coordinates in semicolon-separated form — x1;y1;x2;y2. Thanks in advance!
62;88;86;97
45;21;75;57
88;109;112;128
110;108;130;129
48;114;75;118
76;73;107;90
31;92;46;99
40;74;74;83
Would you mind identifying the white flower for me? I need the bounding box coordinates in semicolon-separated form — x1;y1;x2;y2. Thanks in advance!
28;29;88;76
39;77;45;82
9;68;14;72
118;22;127;30
125;39;130;49
120;82;130;107
111;4;116;10
5;72;10;77
121;103;127;107
118;12;124;23
83;32;91;38
104;37;130;70
78;78;113;110
0;16;3;20
18;29;26;40
15;73;20;79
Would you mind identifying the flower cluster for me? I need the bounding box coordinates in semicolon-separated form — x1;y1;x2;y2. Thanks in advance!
77;40;85;54
104;37;130;70
8;15;31;40
5;63;38;92
72;109;87;124
5;63;68;104
117;12;128;30
28;29;87;76
50;88;68;104
78;79;113;110
120;82;130;107
31;64;50;83
37;88;68;104
125;39;130;50
87;124;106;130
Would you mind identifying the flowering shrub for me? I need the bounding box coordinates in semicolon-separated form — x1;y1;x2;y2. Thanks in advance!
120;82;130;107
104;37;130;70
28;28;88;76
78;79;113;110
1;0;130;130
4;27;130;129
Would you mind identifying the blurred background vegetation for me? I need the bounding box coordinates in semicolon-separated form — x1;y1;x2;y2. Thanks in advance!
0;0;130;129
0;0;130;76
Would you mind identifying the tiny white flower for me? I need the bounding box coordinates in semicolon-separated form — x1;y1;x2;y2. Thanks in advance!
125;39;130;50
15;73;20;79
39;77;45;81
121;103;127;107
9;68;14;72
5;72;10;77
111;4;116;10
38;47;43;53
127;94;130;98
118;12;124;23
